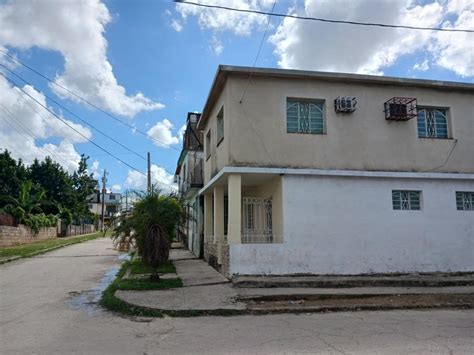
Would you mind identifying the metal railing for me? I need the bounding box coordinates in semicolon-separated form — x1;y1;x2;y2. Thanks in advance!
242;197;273;243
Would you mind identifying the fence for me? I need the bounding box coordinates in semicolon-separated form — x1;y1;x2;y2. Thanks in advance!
242;197;273;244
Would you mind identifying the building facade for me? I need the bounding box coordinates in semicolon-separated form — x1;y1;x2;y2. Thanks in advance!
88;191;122;226
197;65;474;277
175;112;205;257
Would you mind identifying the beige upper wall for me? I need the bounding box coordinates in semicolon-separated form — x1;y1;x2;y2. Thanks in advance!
200;71;474;184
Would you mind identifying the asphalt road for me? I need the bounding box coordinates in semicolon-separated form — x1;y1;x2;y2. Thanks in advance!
1;238;473;354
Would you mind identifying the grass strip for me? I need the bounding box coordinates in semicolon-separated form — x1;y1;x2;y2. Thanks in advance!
129;259;176;274
0;232;102;259
116;277;183;290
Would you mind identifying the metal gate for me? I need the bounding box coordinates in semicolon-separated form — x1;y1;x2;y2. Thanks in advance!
242;197;273;243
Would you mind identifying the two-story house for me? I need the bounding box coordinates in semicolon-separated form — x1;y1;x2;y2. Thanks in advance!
88;190;122;225
197;65;474;278
175;112;204;257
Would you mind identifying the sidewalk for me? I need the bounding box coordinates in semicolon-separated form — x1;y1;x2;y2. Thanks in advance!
114;248;474;315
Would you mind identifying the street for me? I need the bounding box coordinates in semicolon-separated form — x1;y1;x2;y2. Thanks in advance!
1;238;473;354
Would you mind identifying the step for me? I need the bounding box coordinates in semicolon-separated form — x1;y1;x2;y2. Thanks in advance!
232;273;474;288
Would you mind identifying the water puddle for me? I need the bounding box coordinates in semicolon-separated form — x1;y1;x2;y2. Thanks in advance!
66;253;130;316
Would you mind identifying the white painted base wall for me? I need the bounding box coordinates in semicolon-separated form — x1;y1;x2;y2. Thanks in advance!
230;175;474;275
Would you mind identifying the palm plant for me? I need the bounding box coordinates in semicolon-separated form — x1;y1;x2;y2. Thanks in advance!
2;180;45;222
113;187;184;281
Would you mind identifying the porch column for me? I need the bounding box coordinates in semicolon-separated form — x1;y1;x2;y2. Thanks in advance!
228;173;241;244
213;186;224;244
203;193;213;243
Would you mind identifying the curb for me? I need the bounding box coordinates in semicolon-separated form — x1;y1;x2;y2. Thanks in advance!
0;234;100;265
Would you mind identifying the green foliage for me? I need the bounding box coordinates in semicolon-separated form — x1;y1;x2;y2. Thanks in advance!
0;150;98;227
24;213;57;234
129;259;176;274
113;188;184;267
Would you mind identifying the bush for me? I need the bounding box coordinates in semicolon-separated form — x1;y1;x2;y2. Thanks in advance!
24;213;57;234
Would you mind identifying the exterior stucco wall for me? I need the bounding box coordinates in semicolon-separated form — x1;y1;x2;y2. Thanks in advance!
227;75;474;173
230;174;474;275
203;85;230;184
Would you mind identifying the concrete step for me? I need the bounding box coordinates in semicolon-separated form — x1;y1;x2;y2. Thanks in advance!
232;273;474;288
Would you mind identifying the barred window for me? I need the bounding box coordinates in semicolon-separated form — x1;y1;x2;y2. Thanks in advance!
417;107;449;138
287;99;325;134
392;190;422;210
456;191;474;211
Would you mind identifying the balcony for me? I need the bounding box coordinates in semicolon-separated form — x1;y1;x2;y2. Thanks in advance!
179;160;203;198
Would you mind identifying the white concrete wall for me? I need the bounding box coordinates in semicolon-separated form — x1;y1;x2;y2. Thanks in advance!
230;174;474;275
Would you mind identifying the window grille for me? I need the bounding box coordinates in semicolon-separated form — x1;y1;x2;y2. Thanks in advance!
456;191;474;211
417;108;448;138
242;197;273;243
216;107;224;144
392;190;421;210
287;99;324;134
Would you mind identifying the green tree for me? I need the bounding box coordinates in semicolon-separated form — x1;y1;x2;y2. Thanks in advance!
72;155;98;221
0;150;28;208
28;157;75;215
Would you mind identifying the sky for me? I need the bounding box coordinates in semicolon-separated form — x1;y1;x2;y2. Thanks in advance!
0;0;472;194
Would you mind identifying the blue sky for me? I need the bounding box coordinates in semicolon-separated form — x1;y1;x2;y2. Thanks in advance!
0;0;472;192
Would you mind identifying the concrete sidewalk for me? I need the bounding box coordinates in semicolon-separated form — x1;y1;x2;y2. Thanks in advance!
114;248;474;314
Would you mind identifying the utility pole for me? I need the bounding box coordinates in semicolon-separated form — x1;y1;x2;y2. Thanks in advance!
147;152;151;193
101;169;107;232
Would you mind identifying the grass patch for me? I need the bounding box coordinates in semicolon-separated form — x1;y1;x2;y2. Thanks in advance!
129;259;176;274
116;277;183;290
0;232;101;259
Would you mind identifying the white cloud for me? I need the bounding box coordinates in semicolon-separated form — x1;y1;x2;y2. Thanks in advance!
124;164;177;193
147;119;180;148
413;59;430;71
174;0;275;54
0;0;164;117
268;0;473;77
178;124;187;141
111;184;122;192
0;75;91;172
89;160;101;179
210;35;224;55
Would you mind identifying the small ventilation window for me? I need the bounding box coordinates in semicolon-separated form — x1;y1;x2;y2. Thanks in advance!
392;190;422;210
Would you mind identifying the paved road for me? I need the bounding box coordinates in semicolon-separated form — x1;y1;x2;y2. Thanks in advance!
1;238;473;354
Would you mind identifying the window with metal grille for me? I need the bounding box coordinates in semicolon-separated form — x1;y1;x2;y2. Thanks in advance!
392;190;422;210
205;130;211;160
242;197;273;243
216;107;224;145
417;107;449;138
456;191;474;211
287;99;325;134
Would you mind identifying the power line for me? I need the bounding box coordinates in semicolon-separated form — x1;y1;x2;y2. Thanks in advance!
0;72;148;177
0;105;73;168
0;48;187;152
240;0;277;103
0;63;147;162
174;1;474;33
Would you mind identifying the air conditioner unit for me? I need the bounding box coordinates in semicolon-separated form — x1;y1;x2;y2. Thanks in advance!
335;96;357;113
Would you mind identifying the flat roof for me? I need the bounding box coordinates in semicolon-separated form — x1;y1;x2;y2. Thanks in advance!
197;65;474;130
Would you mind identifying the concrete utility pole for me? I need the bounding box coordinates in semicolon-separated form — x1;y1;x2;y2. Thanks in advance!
147;152;151;193
101;169;107;232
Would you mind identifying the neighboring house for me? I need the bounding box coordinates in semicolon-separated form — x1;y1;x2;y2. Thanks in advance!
197;65;474;278
175;112;205;257
88;191;122;224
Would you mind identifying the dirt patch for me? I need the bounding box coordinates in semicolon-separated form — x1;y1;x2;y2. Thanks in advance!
245;293;474;311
